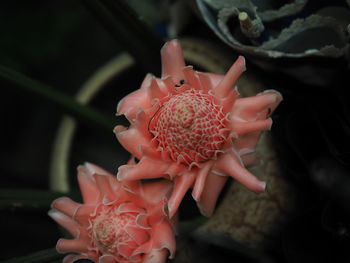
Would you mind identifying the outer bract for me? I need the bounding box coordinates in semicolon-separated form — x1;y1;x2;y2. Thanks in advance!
49;163;175;263
115;39;282;217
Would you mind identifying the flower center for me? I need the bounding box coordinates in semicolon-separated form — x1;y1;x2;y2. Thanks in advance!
90;206;147;259
150;89;228;165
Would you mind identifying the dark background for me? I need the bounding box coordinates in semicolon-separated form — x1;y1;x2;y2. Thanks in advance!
1;1;350;262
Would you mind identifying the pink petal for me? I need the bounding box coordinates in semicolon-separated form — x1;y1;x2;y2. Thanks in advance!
125;225;150;245
214;150;266;193
84;162;113;177
191;161;213;201
117;157;172;181
167;171;196;218
116;74;153;121
131;239;152;256
48;209;79;237
56;238;88;254
183;66;202;90
233;132;260;157
114;124;152;160
232;118;273;136
150;221;176;259
77;165;99;204
93;174;116;202
161;39;186;82
117;202;145;214
196;172;228;217
145;199;168;225
73;205;95;226
118;243;136;258
143;248;168;263
51;197;80;218
232;90;282;121
147;77;167;100
217;87;239;113
214;56;246;98
141;180;174;204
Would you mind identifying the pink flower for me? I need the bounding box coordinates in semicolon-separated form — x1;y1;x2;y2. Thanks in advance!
115;39;282;217
48;163;176;263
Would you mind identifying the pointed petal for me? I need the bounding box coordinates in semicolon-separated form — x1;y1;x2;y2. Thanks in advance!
191;162;213;201
143;249;168;263
168;171;196;218
203;72;224;88
232;90;282;121
232;118;273;136
48;209;79;237
196;172;228;217
151;221;176;259
148;77;167;100
83;162;113;176
56;238;88;254
214;56;245;98
73;205;95;226
161;39;185;82
183;66;202;90
51;197;81;218
116;74;153;121
77;165;100;204
114;125;152;160
214;151;266;193
117;91;150;122
93;174;116;202
117;157;171;181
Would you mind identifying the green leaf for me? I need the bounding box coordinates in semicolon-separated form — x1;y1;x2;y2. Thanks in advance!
0;65;115;132
2;248;63;263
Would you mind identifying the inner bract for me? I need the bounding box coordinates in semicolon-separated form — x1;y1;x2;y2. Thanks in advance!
150;88;228;165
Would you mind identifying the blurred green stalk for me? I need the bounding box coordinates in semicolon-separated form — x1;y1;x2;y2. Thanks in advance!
82;0;163;75
2;248;63;263
0;189;79;212
0;65;115;132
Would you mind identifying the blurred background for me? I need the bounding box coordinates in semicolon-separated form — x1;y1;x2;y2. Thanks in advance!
1;0;350;262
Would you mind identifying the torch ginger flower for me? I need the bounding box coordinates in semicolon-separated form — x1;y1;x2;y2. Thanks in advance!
115;39;282;217
48;163;176;263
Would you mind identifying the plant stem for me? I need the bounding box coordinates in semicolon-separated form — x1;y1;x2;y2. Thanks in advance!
2;247;63;263
0;65;115;132
0;189;79;212
82;0;163;75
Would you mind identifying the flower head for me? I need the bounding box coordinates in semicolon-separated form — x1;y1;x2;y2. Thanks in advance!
49;163;175;263
115;39;282;217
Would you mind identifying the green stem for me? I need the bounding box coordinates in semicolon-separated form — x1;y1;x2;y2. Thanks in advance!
82;0;163;75
0;65;115;132
0;189;79;211
2;248;63;263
